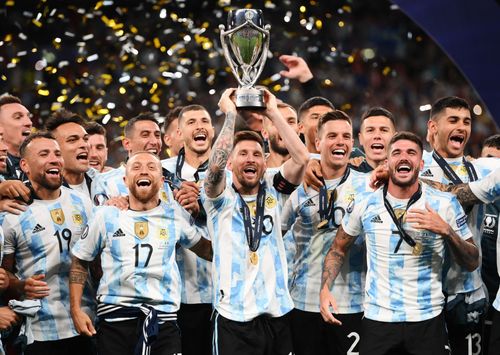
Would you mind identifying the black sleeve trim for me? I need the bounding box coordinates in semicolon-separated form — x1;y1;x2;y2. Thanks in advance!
273;171;299;195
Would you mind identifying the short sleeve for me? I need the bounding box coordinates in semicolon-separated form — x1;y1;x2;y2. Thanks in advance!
71;207;108;261
176;202;203;249
2;215;19;256
469;168;500;204
342;194;366;237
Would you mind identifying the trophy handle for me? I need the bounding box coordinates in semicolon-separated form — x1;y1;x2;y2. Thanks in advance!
220;22;271;89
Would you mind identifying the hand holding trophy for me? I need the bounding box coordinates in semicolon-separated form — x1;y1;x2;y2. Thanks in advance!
219;9;271;110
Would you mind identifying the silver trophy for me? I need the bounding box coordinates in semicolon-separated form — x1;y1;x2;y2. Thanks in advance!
219;9;271;109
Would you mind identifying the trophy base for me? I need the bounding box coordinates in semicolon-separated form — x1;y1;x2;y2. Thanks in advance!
235;88;266;110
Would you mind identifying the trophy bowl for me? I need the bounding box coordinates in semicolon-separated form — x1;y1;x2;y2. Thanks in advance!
220;9;271;110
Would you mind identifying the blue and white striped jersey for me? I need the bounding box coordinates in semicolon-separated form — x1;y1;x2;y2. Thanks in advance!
421;152;500;298
282;168;370;313
2;187;95;341
343;184;473;322
161;157;212;304
91;165;174;206
203;175;294;322
72;201;202;313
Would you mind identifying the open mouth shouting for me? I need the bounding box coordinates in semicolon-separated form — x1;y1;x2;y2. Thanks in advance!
370;143;385;153
76;152;89;162
89;159;101;168
22;129;31;137
136;178;152;189
46;167;61;179
193;130;208;146
242;165;258;179
395;162;412;177
449;133;466;150
331;148;347;158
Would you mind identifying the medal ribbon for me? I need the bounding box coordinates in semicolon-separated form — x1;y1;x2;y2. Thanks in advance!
432;150;478;185
318;167;351;223
233;181;266;252
175;147;209;183
383;183;422;253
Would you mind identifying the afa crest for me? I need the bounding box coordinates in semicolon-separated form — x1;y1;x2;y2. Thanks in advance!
72;214;83;225
158;228;169;240
50;209;65;225
160;190;169;202
135;222;149;239
265;195;277;209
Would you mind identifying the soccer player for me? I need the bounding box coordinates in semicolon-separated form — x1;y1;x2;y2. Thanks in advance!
69;151;212;355
91;112;166;207
85;121;111;173
477;134;500;354
423;96;500;354
1;132;95;355
298;96;335;154
204;88;309;355
162;106;184;158
0;125;30;214
0;94;32;179
355;107;397;173
282;110;371;355
320;131;479;355
44;109;93;197
161;104;215;355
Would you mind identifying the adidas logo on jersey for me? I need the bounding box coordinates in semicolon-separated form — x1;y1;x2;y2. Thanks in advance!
370;215;383;223
32;224;45;233
112;229;126;238
304;199;315;207
421;169;434;177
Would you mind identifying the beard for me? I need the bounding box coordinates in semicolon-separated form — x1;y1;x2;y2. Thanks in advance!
129;183;160;203
269;135;289;156
36;173;63;191
389;169;419;188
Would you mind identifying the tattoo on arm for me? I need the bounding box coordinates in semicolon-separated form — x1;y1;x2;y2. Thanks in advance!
444;226;479;271
321;226;356;290
451;185;480;208
204;111;236;197
420;179;480;208
69;257;89;285
420;178;451;192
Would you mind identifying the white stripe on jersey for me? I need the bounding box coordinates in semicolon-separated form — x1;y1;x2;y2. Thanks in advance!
422;152;500;298
161;157;212;304
281;168;370;313
343;183;473;322
72;201;202;313
2;187;94;341
203;175;293;322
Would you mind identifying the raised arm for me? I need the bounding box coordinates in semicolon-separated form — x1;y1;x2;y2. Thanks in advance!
319;226;357;325
69;256;96;337
262;89;309;185
204;89;237;198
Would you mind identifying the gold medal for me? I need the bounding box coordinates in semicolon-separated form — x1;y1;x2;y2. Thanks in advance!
317;219;329;230
249;251;259;265
412;242;423;256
